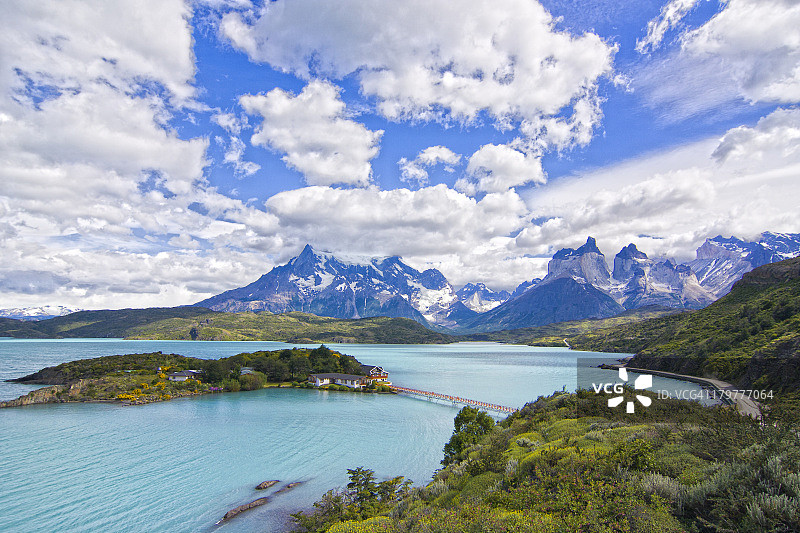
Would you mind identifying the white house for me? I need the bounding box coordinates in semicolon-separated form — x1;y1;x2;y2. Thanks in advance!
359;365;390;385
308;373;369;389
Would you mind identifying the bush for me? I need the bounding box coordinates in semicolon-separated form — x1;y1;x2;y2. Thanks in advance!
222;378;241;392
239;371;268;391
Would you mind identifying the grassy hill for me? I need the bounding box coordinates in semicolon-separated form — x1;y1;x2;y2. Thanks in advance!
294;392;800;533
0;307;219;338
0;307;455;344
461;305;682;345
567;257;800;390
127;311;455;343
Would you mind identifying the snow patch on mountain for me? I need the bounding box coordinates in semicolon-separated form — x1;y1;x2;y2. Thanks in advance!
0;305;82;321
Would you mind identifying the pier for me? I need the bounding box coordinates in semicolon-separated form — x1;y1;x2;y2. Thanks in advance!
389;385;518;415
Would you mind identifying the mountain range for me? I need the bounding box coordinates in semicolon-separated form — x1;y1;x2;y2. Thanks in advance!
4;232;797;332
193;232;800;332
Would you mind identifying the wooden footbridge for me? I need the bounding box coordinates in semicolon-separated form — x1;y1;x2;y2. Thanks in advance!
389;385;518;415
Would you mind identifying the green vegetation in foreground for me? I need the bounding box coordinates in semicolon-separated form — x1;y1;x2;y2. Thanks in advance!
295;391;800;533
2;345;384;407
566;258;800;391
0;307;454;344
460;305;682;345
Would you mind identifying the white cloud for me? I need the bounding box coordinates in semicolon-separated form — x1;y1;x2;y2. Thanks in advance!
398;146;461;187
263;184;543;288
456;144;546;195
223;136;261;177
221;0;615;149
635;0;800;119
0;0;286;309
713;107;800;166
241;80;383;186
636;0;701;53
520;110;800;262
212;112;248;134
681;0;800;104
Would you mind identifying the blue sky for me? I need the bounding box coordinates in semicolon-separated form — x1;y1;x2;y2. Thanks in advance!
1;0;799;309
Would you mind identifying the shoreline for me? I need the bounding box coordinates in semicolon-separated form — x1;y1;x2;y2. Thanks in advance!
600;361;762;418
0;379;396;409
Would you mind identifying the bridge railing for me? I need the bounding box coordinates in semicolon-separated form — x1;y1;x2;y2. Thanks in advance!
389;385;518;414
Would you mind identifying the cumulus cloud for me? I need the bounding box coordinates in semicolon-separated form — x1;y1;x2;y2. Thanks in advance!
519;113;800;263
262;184;544;287
713;107;800;166
220;0;615;149
398;146;461;187
455;144;546;195
0;0;285;309
636;0;701;53
241;80;383;186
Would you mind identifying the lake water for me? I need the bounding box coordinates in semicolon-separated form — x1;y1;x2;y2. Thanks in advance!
0;339;708;532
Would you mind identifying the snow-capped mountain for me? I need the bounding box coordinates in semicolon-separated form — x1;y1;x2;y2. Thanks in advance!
195;233;800;333
534;233;800;311
610;244;714;310
195;244;460;326
460;232;800;332
544;237;612;288
0;305;82;321
456;283;511;313
687;233;800;297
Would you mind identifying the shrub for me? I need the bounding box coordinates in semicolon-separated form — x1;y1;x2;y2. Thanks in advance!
222;378;241;392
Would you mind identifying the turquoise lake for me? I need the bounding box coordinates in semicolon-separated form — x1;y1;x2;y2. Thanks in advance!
0;339;708;532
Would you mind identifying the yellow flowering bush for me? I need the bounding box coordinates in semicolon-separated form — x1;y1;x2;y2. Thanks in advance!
116;393;138;401
326;516;394;533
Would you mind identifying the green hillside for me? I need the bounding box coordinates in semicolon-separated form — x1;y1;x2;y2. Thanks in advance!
294;392;800;533
0;307;219;338
127;311;455;343
568;257;800;390
0;307;454;344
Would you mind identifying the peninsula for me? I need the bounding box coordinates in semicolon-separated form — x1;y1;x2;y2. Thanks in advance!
1;345;388;408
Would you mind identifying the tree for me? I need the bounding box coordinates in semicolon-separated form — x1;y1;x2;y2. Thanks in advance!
310;345;338;373
442;406;495;465
201;359;229;384
289;354;312;380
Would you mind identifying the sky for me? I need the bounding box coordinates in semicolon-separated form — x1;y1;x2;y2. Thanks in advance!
1;0;800;310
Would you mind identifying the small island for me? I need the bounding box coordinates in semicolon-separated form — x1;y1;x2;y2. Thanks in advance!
1;345;392;408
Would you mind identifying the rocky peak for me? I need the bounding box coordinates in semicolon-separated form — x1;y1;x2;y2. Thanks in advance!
419;268;450;290
612;244;650;282
547;236;611;286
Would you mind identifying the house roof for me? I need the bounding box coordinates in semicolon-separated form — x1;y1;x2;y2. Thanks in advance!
360;364;385;374
310;373;368;380
170;370;202;377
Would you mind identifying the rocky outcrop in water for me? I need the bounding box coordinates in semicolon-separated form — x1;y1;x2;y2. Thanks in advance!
220;481;303;522
0;380;89;408
221;497;270;521
255;480;279;490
